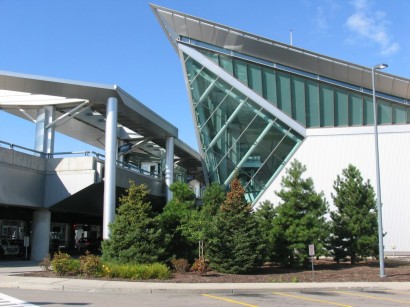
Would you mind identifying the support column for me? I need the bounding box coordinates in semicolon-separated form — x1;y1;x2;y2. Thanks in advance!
34;106;55;156
165;136;174;202
31;209;51;261
103;97;118;240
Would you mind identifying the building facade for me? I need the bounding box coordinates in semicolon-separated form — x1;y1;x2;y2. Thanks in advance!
152;5;410;254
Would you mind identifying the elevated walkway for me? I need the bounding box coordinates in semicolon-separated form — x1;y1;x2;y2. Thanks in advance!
0;145;166;214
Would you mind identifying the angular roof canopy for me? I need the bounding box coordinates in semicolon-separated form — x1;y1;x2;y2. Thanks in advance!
151;4;410;102
0;70;203;179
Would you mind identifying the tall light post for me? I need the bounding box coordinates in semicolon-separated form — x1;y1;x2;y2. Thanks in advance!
371;63;388;278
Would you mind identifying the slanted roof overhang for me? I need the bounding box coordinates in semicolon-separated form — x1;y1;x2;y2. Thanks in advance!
0;70;203;179
151;4;410;101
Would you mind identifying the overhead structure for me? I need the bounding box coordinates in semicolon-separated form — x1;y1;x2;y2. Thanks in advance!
0;70;203;180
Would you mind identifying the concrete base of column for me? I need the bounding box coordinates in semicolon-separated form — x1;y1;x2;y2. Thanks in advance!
31;209;51;261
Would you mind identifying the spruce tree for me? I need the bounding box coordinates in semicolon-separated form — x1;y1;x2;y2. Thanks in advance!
272;160;329;268
101;181;164;264
330;164;379;264
254;200;277;262
207;178;264;273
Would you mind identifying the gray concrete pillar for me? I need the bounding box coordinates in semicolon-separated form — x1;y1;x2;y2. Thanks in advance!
103;97;118;239
31;209;51;261
34;106;55;156
165;136;174;201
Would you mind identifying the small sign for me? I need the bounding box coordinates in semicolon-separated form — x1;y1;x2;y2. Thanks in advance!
118;143;132;153
308;244;315;256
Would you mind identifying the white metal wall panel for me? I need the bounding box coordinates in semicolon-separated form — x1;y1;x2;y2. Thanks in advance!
257;125;410;253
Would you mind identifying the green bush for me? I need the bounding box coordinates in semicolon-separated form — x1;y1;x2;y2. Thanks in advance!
102;262;171;280
51;252;80;276
149;263;171;279
80;252;103;276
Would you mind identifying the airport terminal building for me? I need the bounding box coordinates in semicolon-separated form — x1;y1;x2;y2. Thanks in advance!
1;4;410;261
152;5;410;254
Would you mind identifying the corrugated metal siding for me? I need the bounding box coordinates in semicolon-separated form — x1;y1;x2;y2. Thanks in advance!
257;125;410;253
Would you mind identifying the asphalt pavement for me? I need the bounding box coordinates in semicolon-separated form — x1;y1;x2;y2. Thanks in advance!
1;260;410;294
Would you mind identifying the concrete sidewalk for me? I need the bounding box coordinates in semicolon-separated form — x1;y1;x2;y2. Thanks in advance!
1;260;410;294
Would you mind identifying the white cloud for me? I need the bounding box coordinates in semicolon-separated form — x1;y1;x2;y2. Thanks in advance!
345;0;399;56
314;6;328;31
313;1;340;33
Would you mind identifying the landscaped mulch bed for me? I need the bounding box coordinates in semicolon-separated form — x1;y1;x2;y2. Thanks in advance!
169;258;410;283
24;258;410;283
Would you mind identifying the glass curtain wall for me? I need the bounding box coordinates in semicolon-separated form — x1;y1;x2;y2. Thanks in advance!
199;49;410;128
183;53;303;202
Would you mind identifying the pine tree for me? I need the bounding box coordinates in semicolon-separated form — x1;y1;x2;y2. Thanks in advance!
272;160;329;268
330;164;379;264
101;181;164;264
207;178;264;273
254;200;277;262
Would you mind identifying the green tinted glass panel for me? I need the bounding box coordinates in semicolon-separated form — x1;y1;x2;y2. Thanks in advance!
319;84;334;127
349;94;363;126
198;48;409;130
248;64;263;95
199;88;237;151
233;59;248;84
291;76;306;126
378;100;392;124
219;55;233;74
277;72;291;115
273;135;298;163
335;89;348;126
363;96;374;125
408;108;410;123
188;61;213;107
200;50;219;63
393;104;406;124
262;68;277;106
184;56;201;86
242;124;292;203
306;80;319;127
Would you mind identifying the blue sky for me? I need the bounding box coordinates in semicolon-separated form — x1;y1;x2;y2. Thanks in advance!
0;0;409;152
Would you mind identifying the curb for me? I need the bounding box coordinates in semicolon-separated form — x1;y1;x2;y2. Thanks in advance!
0;278;393;294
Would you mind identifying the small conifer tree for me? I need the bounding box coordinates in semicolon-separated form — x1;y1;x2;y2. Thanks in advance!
272;160;329;268
254;200;277;262
101;181;164;264
330;164;379;264
207;177;264;273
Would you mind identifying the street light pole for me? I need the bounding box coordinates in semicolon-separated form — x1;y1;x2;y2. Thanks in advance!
371;63;388;278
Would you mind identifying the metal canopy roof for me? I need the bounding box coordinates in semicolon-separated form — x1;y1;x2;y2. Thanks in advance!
151;4;410;101
0;70;203;179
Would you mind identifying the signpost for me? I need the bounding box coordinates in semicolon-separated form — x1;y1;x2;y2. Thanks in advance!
24;236;30;260
309;244;315;281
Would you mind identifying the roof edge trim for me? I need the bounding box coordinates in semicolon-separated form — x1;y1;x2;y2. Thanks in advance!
0;70;116;91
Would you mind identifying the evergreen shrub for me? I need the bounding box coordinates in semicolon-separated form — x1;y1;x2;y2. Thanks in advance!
51;252;80;276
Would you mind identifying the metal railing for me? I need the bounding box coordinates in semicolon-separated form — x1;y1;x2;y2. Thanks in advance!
0;140;162;179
